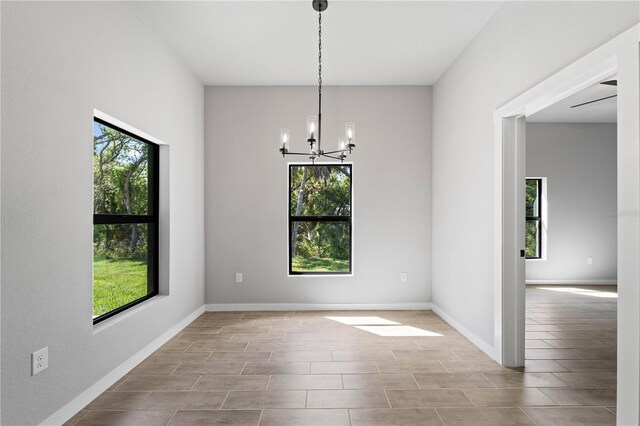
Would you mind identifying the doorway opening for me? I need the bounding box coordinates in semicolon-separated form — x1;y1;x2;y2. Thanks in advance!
493;23;639;423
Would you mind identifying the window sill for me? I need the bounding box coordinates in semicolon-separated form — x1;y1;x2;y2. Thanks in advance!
288;273;354;278
93;295;168;335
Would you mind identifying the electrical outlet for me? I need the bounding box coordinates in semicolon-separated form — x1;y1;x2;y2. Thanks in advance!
235;273;243;283
32;347;48;376
400;272;408;283
587;256;593;265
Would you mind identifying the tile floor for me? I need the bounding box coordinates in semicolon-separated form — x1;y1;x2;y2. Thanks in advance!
68;285;617;425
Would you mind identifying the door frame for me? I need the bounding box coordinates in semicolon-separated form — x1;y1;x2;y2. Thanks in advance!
493;24;639;423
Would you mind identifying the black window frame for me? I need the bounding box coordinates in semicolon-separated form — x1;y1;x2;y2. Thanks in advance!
93;117;160;324
526;178;542;260
288;164;353;275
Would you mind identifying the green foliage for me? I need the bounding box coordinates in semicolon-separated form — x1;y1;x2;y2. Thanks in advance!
525;221;539;258
525;179;540;258
93;123;150;259
290;166;351;271
292;256;350;272
93;256;147;317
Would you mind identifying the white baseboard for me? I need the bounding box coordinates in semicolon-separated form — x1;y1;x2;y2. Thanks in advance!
526;279;617;285
431;304;497;360
41;305;205;426
205;302;432;312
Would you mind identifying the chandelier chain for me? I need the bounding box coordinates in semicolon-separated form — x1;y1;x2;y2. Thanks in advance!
318;12;322;95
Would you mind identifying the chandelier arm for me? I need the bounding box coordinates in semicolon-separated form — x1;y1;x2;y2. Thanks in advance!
322;148;350;155
283;151;318;156
321;154;342;161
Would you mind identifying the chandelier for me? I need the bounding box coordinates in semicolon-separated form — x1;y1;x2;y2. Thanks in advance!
279;0;356;163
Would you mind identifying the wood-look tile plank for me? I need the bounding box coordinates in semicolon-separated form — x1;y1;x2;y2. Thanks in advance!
307;390;390;408
413;373;495;389
436;407;536;425
168;410;261;425
310;361;378;374
463;388;557;407
242;362;310;375
193;375;270;391
523;407;616;425
259;409;350;425
483;372;569;388
350;408;444;425
342;374;419;390
76;410;174;425
386;389;474;408
268;374;343;390
540;388;617;406
222;390;306;409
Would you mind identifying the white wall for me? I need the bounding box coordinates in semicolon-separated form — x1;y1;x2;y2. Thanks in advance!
432;0;637;353
526;123;617;283
205;86;431;306
1;3;204;424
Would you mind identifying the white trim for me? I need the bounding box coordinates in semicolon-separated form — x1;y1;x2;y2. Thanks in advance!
431;304;496;360
286;161;355;278
493;24;639;369
93;109;168;146
206;303;431;312
526;279;617;285
41;305;205;426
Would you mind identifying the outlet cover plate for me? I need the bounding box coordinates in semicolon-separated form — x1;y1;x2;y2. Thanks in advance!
235;273;243;283
32;347;48;376
400;272;408;283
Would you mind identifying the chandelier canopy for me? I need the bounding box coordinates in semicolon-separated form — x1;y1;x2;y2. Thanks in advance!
279;0;356;163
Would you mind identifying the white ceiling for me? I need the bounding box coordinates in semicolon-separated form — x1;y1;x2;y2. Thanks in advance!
132;1;504;85
528;78;617;123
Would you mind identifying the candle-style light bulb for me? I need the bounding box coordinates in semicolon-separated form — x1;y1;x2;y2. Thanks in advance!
338;136;347;151
345;122;355;145
280;128;290;151
307;115;318;140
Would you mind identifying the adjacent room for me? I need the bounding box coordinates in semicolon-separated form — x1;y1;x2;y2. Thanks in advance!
1;1;639;425
524;78;618;408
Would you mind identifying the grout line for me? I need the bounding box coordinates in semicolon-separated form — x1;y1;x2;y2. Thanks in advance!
433;407;446;425
219;391;231;410
164;410;178;426
341;374;345;390
305;390;309;408
169;362;182;375
459;388;477;408
188;375;202;391
347;408;353;426
518;406;539;425
239;362;248;375
257;409;264;425
410;373;421;389
266;375;273;390
374;361;381;374
382;389;392;408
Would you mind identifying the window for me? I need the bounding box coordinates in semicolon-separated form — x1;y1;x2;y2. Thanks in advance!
93;117;159;323
525;178;542;259
289;164;352;275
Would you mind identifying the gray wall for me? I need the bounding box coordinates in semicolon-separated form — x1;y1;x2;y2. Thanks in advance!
1;3;204;424
526;123;617;282
432;2;637;348
205;86;431;305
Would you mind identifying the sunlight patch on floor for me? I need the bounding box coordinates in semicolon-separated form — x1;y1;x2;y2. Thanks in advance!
538;287;618;298
325;316;400;325
354;325;443;337
325;316;443;337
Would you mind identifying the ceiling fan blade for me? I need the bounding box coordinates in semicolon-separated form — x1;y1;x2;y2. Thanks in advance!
601;80;617;86
570;94;617;109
